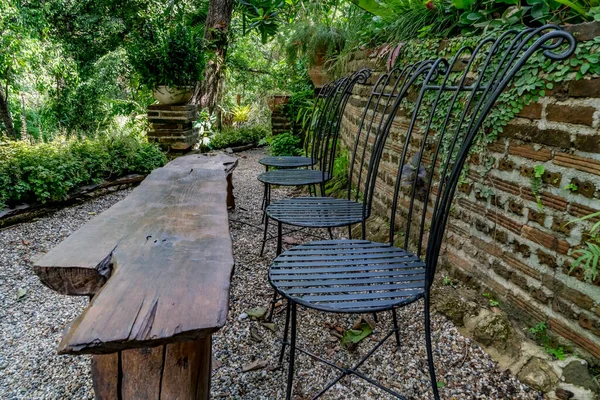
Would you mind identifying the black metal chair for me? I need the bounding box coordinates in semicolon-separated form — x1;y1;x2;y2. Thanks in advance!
262;62;425;258
258;70;372;256
269;26;576;400
261;63;425;323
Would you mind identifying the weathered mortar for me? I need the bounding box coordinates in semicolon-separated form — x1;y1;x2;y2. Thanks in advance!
339;27;600;364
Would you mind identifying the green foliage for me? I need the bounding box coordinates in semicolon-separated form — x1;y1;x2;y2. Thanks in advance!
482;292;500;307
565;182;579;192
126;9;206;89
269;132;302;156
209;125;269;149
567;210;600;284
0;124;166;207
531;164;545;212
529;322;566;360
285;89;317;132
237;0;286;44
442;275;458;288
231;104;253;125
286;23;346;67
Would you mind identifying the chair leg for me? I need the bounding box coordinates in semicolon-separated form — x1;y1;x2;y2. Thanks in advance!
327;227;334;240
392;308;401;347
279;301;291;365
266;289;278;322
424;293;440;400
348;224;352;239
320;182;326;197
285;303;298;400
260;216;269;257
276;221;283;256
261;183;268;224
361;220;366;240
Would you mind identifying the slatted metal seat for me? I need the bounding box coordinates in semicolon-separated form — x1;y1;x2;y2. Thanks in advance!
270;239;425;313
257;169;331;186
269;26;576;400
258;155;315;169
259;70;372;256
266;197;363;227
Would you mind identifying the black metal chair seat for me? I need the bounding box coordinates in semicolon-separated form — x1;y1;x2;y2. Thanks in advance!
257;169;330;186
259;156;315;169
266;197;364;227
270;239;426;314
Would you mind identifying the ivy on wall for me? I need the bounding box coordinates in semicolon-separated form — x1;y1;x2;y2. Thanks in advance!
389;32;600;284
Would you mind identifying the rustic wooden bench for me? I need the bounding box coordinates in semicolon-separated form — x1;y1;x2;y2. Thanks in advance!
34;153;237;400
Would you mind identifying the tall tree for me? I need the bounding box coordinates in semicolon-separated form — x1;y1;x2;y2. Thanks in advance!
190;0;234;112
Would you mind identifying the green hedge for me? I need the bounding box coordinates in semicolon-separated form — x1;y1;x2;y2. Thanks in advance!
210;125;269;150
0;131;167;208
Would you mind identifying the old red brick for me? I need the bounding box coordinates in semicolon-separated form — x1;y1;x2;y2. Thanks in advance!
503;253;541;280
508;143;552;162
518;103;543;119
546;103;595;126
569;78;600;98
574;134;600;154
550;318;600;358
554;153;600;176
522;225;570;254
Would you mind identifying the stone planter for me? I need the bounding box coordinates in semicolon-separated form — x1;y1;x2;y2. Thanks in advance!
152;86;194;105
308;65;332;88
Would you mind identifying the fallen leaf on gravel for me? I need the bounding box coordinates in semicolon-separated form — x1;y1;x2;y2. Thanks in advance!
247;307;267;319
16;288;27;300
341;322;373;351
261;322;275;332
212;357;222;371
250;326;263;342
283;236;301;245
88;212;96;215
242;359;268;372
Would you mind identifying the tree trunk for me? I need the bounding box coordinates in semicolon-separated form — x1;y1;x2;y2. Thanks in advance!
189;0;234;113
0;84;15;138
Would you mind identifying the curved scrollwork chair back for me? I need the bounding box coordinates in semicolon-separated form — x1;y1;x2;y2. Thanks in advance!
378;25;576;287
315;69;373;181
347;62;440;238
269;25;576;400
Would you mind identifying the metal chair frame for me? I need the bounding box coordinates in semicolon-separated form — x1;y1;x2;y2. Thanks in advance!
269;26;576;400
259;69;372;256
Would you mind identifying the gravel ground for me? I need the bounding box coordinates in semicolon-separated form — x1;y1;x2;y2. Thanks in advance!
0;148;536;399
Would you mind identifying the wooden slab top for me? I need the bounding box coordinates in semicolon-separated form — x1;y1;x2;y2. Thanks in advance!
34;153;237;354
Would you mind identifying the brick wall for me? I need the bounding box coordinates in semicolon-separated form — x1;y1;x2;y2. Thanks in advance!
339;33;600;363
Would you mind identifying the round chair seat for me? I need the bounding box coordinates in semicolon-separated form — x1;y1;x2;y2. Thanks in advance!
269;239;426;313
266;197;364;227
259;156;315;168
258;170;330;186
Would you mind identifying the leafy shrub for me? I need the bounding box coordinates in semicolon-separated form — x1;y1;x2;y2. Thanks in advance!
210;125;269;150
269;132;301;156
0;127;167;207
126;10;206;89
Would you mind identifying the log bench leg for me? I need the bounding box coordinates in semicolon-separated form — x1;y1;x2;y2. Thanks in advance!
226;172;235;210
91;336;212;400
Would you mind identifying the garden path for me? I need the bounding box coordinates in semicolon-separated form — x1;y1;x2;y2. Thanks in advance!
0;148;537;399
